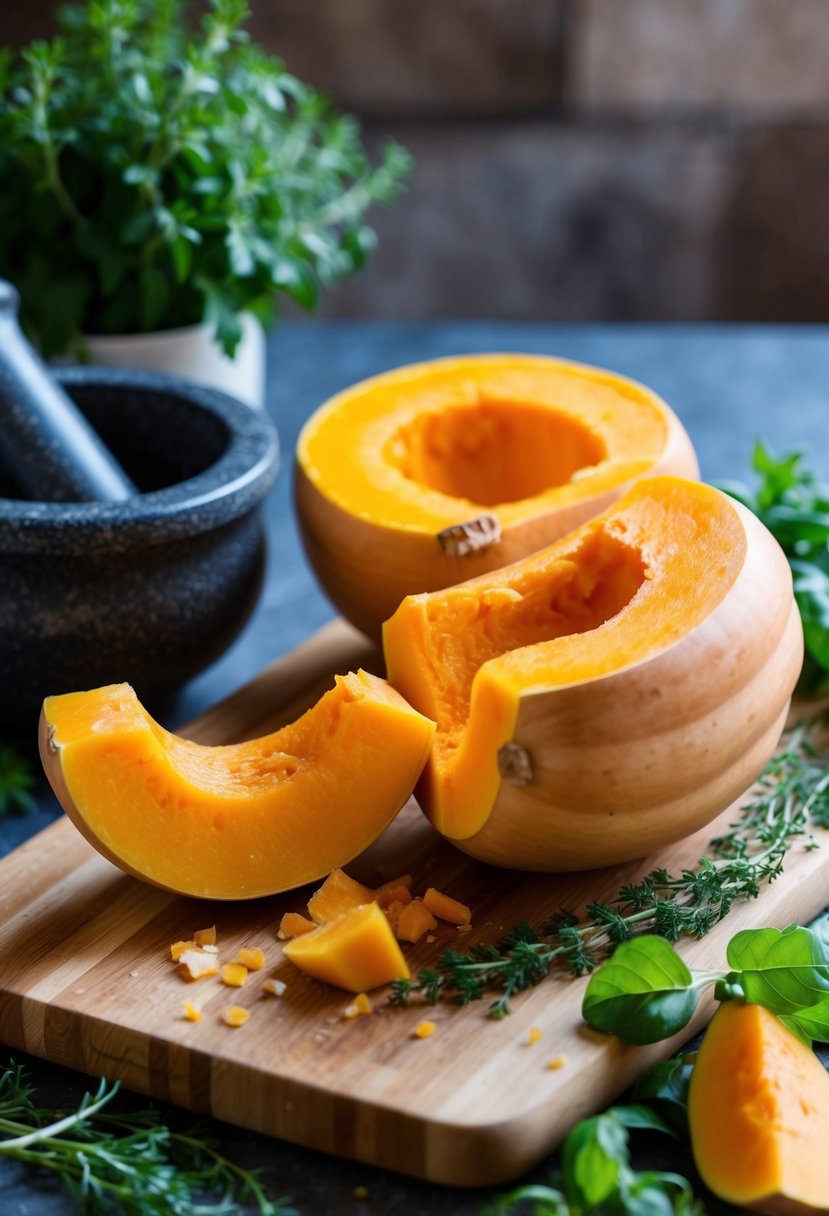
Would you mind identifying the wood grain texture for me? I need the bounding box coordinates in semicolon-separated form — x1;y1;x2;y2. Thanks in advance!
1;617;828;1186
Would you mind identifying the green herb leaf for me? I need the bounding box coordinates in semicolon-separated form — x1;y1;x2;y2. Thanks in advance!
0;1057;295;1215
581;938;704;1044
0;0;410;355
780;996;829;1044
562;1111;628;1207
0;746;36;817
726;924;829;1014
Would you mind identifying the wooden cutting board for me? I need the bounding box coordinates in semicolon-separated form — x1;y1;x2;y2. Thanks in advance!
1;618;828;1187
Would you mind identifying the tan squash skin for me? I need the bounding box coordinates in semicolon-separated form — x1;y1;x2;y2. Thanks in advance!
296;355;699;639
384;480;804;871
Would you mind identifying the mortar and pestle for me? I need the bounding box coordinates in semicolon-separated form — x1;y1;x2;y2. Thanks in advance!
0;281;279;725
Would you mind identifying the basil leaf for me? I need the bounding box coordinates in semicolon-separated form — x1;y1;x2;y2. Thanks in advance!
726;925;829;1014
582;938;697;1044
612;1104;676;1137
562;1111;627;1207
780;996;829;1044
631;1057;693;1134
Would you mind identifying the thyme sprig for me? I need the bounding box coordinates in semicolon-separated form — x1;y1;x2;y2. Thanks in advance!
391;724;829;1018
0;1060;293;1215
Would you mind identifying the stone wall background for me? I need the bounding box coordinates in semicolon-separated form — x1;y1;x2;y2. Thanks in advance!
5;0;829;321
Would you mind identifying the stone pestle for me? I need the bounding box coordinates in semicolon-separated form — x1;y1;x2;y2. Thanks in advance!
0;280;136;502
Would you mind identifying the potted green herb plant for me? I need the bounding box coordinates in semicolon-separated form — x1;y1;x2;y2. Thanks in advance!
0;0;410;407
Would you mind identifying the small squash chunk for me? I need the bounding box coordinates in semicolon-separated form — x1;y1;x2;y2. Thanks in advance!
283;902;410;993
237;946;266;971
39;671;435;900
422;887;471;926
279;912;317;939
296;353;699;638
308;869;375;924
689;1000;829;1215
375;883;412;910
384;476;803;870
396;899;438;944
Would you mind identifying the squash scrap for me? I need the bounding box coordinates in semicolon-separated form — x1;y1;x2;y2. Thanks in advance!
296;353;699;637
39;671;436;899
182;1001;202;1023
382;899;408;935
237;946;266;971
527;1027;543;1046
396;899;438;944
375;876;413;909
178;950;219;981
343;992;373;1019
422;887;471;926
546;1055;568;1071
221;962;249;988
262;978;287;997
222;1006;250;1028
384;476;803;870
308;868;375;924
194;926;216;947
689;1000;829;1214
415;1020;437;1039
278;912;317;939
283;902;410;993
171;939;196;962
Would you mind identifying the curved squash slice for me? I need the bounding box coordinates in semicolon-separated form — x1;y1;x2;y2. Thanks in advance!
296;354;698;637
689;1000;829;1215
383;476;802;871
39;672;435;899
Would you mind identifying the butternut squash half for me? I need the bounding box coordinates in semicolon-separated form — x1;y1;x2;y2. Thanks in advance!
39;672;435;899
296;354;698;637
688;1000;829;1215
383;476;803;871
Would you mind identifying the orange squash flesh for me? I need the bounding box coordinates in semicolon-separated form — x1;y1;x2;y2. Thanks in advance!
383;476;803;870
307;868;375;924
282;902;410;992
296;354;698;637
689;1001;829;1215
39;672;435;900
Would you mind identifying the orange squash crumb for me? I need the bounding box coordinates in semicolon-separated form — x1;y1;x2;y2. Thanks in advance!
352;1185;369;1200
422;888;471;926
343;992;373;1019
308;869;375;925
171;939;196;962
375;875;414;909
223;1005;251;1027
397;899;438;944
193;926;216;947
527;1026;543;1046
546;1054;568;1070
262;978;287;996
178;949;219;981
237;946;266;971
279;912;317;939
415;1020;437;1039
221;962;249;988
382;898;408;934
182;1000;202;1022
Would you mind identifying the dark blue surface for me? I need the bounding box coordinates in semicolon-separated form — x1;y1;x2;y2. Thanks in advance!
2;321;829;1214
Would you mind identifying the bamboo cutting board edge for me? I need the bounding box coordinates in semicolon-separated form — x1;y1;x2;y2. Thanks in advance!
0;618;828;1186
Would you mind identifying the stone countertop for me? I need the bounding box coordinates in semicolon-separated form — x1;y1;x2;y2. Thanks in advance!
2;321;828;1214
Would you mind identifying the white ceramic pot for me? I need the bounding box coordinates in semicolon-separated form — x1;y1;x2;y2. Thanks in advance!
83;313;266;409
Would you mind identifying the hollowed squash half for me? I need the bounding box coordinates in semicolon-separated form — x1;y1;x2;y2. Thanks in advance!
296;354;698;638
39;671;435;899
383;476;803;871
